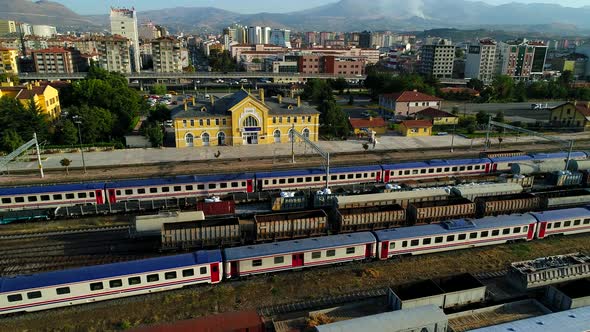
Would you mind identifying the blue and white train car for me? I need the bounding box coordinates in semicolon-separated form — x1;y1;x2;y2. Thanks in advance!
488;155;533;172
381;158;492;182
530;151;588;161
255;165;382;191
0;250;222;315
105;173;255;204
374;214;538;260
223;232;377;278
531;207;590;239
0;182;106;211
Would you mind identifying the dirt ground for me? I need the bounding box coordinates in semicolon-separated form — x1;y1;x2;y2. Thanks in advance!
1;234;589;332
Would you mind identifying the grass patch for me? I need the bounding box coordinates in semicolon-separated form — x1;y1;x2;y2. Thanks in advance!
508;243;533;258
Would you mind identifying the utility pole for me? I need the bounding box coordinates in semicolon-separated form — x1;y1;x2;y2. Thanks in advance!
484;115;492;151
73;116;87;173
291;123;295;164
33;132;43;178
450;123;456;153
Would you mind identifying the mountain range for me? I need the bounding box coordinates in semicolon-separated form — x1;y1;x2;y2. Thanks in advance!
1;0;590;35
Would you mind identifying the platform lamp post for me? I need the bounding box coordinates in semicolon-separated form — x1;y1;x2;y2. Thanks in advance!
450;122;456;153
72;115;86;174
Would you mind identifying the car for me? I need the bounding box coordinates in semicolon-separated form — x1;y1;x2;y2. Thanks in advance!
216;79;225;83
239;79;249;83
204;94;210;99
437;132;448;136
167;91;178;96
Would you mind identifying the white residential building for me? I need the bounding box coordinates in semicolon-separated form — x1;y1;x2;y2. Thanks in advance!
110;7;141;72
248;26;262;45
95;36;132;73
32;25;57;38
418;39;455;79
152;37;183;72
269;29;291;48
465;39;497;84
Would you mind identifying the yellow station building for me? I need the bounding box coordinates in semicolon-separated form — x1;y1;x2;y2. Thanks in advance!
173;89;320;148
0;82;61;119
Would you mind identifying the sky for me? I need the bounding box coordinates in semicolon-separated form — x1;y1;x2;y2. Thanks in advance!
53;0;590;15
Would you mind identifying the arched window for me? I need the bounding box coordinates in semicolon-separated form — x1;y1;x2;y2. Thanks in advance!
288;128;294;142
217;132;226;145
243;116;258;127
202;133;210;146
274;130;281;143
302;128;310;139
185;133;194;147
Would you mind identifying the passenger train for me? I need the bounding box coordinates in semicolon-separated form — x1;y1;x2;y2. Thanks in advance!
0;151;586;212
2;206;589;315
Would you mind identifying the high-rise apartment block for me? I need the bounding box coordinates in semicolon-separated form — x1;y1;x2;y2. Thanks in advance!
95;36;132;73
0;20;16;36
110;7;141;72
31;25;57;38
269;29;291;48
419;40;455;79
496;40;547;80
32;47;75;73
151;37;183;72
465;39;497;84
0;48;19;74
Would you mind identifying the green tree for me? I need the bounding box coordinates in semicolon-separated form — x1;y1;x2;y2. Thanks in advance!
493;111;505;123
1;128;23;152
251;58;261;64
318;100;349;137
151;84;167;95
149;104;171;123
66;105;114;143
302;79;334;104
476;110;489;125
54;120;78;145
467;78;484;92
491;75;514;101
0;73;19;85
60;158;72;175
145;125;164;147
330;78;348;94
208;49;237;72
559;70;574;86
512;81;527;102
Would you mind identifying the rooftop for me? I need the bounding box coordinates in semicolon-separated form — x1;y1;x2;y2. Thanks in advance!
349;116;387;129
468;306;590;332
32;47;71;54
381;90;443;102
415;107;457;118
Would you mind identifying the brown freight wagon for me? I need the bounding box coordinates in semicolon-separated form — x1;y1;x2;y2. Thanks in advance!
475;193;541;218
196;200;236;216
254;209;328;242
401;177;455;189
161;218;242;250
335;204;406;233
479;150;526;158
407;198;476;224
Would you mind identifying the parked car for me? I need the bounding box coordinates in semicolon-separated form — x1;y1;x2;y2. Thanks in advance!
216;79;225;83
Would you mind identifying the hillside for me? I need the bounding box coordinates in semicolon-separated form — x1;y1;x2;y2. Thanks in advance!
0;0;96;29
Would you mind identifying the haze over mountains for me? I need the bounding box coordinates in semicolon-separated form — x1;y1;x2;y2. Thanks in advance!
1;0;590;34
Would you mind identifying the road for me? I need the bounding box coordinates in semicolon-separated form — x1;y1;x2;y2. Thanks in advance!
442;102;563;123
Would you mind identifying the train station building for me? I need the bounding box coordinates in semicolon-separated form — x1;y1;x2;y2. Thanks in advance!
172;89;320;148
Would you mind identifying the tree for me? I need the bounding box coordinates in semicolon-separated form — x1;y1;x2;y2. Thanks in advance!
348;94;354;106
467;78;484;92
318;100;349;137
476;110;489;125
60;158;72;175
208;49;237;72
251;58;261;64
0;73;19;85
302;79;334;104
451;106;459;115
66;105;114;143
145;125;164;147
330;78;348;94
151;84;167;95
149;104;171;123
512;81;527;102
559;70;574;86
1;129;23;152
54;120;78;145
493;111;505;123
183;65;195;73
491;75;514;101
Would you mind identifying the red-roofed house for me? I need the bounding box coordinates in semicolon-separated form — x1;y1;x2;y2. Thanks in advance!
398;120;433;137
31;47;76;73
349;116;388;135
379;90;443;117
415;107;458;125
549;101;590;130
0;82;61;119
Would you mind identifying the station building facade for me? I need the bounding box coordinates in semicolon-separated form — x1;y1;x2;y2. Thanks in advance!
173;89;320;148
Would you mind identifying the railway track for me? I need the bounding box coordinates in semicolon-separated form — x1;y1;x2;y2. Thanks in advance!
0;225;130;240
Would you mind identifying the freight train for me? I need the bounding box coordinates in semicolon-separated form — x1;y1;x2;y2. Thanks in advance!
1;206;589;315
0;152;586;213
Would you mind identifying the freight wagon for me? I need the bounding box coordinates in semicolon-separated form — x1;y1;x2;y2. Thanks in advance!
407;198;476;224
132;211;205;237
161;218;242;250
334;205;406;233
254;210;328;242
196;200;236;217
475;193;542;218
335;188;451;209
451;183;523;201
537;189;590;210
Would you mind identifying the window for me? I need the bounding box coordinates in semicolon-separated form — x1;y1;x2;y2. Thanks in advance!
458;234;467;240
198;184;205;190
502;228;510;235
56;287;70;295
492;230;500;236
162;187;170;193
564;221;571;227
469;232;478;239
150;188;158;193
138;188;146;194
420;169;426;174
423;238;432;245
124;190;132;195
312;251;322;259
28;196;38;202
244;116;258;127
435;236;443;243
584;219;590;225
185;185;193;191
147;274;159;282
27;291;42;299
174;186;182;192
109;279;123;288
7;294;22;302
90;282;104;291
481;231;489;238
274;256;284;264
444;167;450;172
53;194;63;200
231;182;239;188
15;197;24;203
410;239;419;246
389;242;396;249
190;119;194;127
128;277;141;285
200;266;208;274
206;119;210;126
41;195;50;201
452;167;458;172
297;178;304;183
208;183;216;189
1;197;11;204
199;119;203;126
165;271;177;280
215;119;219;126
182;269;194;277
252;259;262;267
346;247;356;254
288;178;295;184
222;118;227;126
446;235;455;242
574;220;581;226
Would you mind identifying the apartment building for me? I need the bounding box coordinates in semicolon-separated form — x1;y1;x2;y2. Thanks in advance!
465;39;498;84
110;7;141;72
31;47;75;73
0;48;18;74
0;20;16;36
419;40;456;78
151;37;183;72
0;82;61;119
497;40;548;80
95;36;132;73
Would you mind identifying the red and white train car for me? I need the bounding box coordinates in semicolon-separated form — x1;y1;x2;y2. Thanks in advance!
531;207;590;239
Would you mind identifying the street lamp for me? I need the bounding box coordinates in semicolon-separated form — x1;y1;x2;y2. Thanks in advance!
72;116;86;173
